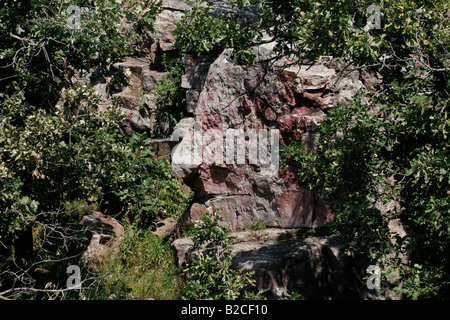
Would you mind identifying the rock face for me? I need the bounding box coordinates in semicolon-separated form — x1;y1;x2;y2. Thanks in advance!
231;236;373;300
86;0;393;299
172;233;384;300
87;1;373;232
159;2;388;298
172;45;364;231
90;0;365;233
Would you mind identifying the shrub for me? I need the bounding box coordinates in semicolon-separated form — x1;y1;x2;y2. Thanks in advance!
0;83;190;299
282;77;449;299
173;2;259;65
0;0;193;299
182;212;261;300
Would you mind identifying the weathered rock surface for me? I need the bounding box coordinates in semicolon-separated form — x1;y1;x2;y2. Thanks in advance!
172;232;385;300
91;1;369;232
85;0;398;300
171;45;365;231
231;236;363;299
151;217;178;239
161;5;391;297
80;212;124;265
108;2;366;231
110;57;173;138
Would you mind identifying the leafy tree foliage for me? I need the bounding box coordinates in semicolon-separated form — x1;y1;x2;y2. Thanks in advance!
182;212;262;300
0;0;159;120
0;0;192;300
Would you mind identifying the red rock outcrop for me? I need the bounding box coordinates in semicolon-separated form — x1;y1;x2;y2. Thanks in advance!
172;45;364;231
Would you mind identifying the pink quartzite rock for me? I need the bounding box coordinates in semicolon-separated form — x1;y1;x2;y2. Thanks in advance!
172;45;364;231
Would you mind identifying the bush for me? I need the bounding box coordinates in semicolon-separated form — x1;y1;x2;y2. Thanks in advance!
0;0;193;300
182;212;262;300
0;83;190;299
282;77;449;299
173;2;259;64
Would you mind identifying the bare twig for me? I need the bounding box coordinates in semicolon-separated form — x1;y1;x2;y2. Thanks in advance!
0;274;104;300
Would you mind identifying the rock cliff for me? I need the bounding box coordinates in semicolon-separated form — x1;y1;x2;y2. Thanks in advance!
92;0;389;299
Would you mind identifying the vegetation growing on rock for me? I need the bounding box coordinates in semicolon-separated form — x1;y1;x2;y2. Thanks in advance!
1;0;448;300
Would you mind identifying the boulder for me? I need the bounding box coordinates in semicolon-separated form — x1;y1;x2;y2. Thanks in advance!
151;217;178;238
172;232;386;299
183;192;332;231
80;212;124;265
231;235;382;299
